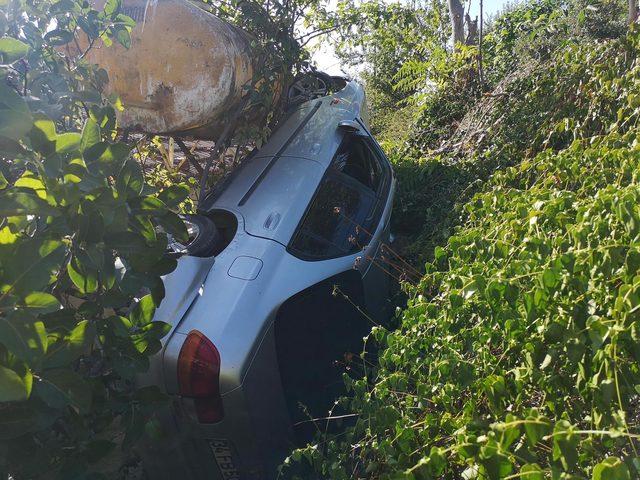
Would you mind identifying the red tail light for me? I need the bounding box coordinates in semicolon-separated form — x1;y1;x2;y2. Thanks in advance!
177;330;224;423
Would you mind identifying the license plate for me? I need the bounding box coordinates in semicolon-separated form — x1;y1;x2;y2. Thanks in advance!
209;439;240;479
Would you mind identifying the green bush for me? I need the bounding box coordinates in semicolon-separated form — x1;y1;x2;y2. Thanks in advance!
0;0;190;477
284;22;640;480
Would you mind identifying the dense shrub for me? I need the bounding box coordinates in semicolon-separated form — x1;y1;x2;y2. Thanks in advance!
285;19;640;480
0;0;191;477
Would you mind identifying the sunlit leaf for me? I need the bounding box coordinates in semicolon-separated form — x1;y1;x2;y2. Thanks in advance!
0;37;29;63
130;294;156;326
0;365;30;402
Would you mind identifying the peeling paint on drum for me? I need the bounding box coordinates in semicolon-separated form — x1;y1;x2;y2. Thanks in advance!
83;0;257;138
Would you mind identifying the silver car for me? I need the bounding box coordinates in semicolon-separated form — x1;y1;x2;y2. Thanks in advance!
140;78;396;479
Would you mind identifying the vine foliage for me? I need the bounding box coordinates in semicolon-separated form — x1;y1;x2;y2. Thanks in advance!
284;19;640;480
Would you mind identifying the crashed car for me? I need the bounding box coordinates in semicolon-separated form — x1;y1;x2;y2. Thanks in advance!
140;77;396;479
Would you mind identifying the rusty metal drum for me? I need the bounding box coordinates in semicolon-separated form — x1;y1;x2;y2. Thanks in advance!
85;0;257;138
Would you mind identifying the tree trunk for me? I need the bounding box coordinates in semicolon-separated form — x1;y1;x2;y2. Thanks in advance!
478;0;484;84
448;0;465;46
630;0;638;24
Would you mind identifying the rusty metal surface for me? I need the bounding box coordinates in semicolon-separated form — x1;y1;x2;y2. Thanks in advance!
86;0;256;138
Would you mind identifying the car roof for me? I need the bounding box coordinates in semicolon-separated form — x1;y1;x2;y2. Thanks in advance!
204;79;369;246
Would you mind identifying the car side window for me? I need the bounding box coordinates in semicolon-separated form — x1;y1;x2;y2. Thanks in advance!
289;174;375;259
332;135;383;193
289;132;391;260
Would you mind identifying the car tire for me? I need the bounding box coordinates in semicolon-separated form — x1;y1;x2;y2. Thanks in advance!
286;71;333;109
180;214;222;257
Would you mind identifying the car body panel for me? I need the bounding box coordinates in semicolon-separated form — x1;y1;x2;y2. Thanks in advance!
251;80;367;161
237;156;324;244
164;210;371;395
138;255;215;390
142;79;394;479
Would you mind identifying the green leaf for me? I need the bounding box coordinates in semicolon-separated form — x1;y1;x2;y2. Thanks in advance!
103;0;122;16
0;79;29;112
480;443;513;478
0;225;16;244
113;25;131;48
22;292;61;314
36;368;92;413
44;28;74;46
104;315;132;337
462;278;479;300
0;365;31;401
587;316;608;348
132;321;170;353
0;108;34;140
68;250;99;294
427;446;447;476
626;249;640;275
15;174;46;199
130;294;156;326
0;403;43;440
524;414;551;447
44;320;95;368
520;463;544;479
85;141;130;176
497;416;521;450
2;239;65;295
77;13;101;38
104;230;147;255
0;311;48;362
80;118;101;152
541;268;559;290
129;196;167;215
0;82;33;140
50;0;79;14
158;185;190;209
55;132;81;153
592;457;630;480
116;160;143;198
0;190;58;216
0;37;29;64
157;212;188;243
28;115;57;154
131;215;157;242
73;88;102;104
552;420;579;471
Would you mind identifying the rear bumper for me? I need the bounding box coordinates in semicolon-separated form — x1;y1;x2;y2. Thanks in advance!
142;326;292;479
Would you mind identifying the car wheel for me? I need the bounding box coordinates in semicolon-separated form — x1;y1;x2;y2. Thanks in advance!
286;71;332;108
176;214;222;258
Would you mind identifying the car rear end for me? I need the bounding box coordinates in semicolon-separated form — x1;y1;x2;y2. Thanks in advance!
138;79;379;478
138;211;297;479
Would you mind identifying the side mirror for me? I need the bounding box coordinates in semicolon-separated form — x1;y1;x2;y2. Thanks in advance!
338;120;361;133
